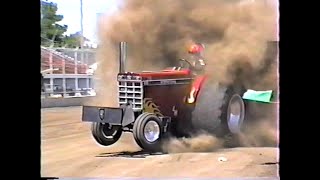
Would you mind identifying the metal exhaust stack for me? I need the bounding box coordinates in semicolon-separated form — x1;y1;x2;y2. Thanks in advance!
119;42;127;73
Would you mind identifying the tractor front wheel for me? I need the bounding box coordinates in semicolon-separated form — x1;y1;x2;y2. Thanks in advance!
133;113;164;152
91;123;122;146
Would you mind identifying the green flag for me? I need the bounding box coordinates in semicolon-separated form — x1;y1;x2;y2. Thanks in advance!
242;89;273;103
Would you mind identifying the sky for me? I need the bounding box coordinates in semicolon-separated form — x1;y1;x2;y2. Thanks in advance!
49;0;121;43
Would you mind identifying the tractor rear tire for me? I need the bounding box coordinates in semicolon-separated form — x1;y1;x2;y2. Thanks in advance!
133;113;163;152
190;82;246;137
91;123;122;146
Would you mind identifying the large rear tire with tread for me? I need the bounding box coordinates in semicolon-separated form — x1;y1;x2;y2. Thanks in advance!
91;123;122;146
133;113;163;152
190;82;246;137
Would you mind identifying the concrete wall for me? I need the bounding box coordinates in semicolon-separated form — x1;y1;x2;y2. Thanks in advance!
41;97;94;108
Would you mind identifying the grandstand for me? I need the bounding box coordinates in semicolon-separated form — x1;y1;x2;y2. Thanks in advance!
41;47;89;74
41;46;96;98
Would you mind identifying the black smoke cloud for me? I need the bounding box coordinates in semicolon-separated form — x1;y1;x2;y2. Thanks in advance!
90;0;278;148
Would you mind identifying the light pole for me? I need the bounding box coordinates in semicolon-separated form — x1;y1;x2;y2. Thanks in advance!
80;0;84;49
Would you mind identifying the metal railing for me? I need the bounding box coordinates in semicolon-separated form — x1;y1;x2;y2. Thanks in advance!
41;47;89;74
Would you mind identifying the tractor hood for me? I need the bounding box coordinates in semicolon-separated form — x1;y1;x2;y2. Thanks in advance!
118;69;192;80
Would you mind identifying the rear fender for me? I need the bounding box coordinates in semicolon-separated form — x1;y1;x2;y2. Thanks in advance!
187;75;207;104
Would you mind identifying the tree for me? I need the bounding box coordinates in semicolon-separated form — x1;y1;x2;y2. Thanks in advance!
41;0;68;47
64;32;89;48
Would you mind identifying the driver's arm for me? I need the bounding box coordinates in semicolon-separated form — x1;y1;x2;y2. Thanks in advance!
198;59;206;66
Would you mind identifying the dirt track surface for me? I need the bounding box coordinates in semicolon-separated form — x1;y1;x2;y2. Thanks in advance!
41;106;279;178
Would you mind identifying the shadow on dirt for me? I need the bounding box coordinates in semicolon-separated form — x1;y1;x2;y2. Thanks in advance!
96;150;167;158
261;162;279;165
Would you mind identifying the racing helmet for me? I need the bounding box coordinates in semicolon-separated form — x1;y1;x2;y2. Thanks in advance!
188;43;205;54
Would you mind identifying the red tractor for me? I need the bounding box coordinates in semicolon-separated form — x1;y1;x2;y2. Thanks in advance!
82;42;247;152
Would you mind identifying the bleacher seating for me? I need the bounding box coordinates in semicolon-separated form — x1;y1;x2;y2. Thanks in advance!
41;46;88;74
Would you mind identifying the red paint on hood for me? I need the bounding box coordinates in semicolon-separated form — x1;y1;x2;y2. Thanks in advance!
137;69;192;79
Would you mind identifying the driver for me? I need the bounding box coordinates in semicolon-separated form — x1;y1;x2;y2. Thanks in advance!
188;43;206;73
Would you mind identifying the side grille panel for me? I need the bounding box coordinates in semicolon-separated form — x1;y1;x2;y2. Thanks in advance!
118;80;143;111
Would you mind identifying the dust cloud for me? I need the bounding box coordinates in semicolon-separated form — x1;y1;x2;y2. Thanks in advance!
162;116;278;153
85;40;119;107
162;133;223;153
238;119;278;147
91;0;279;149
